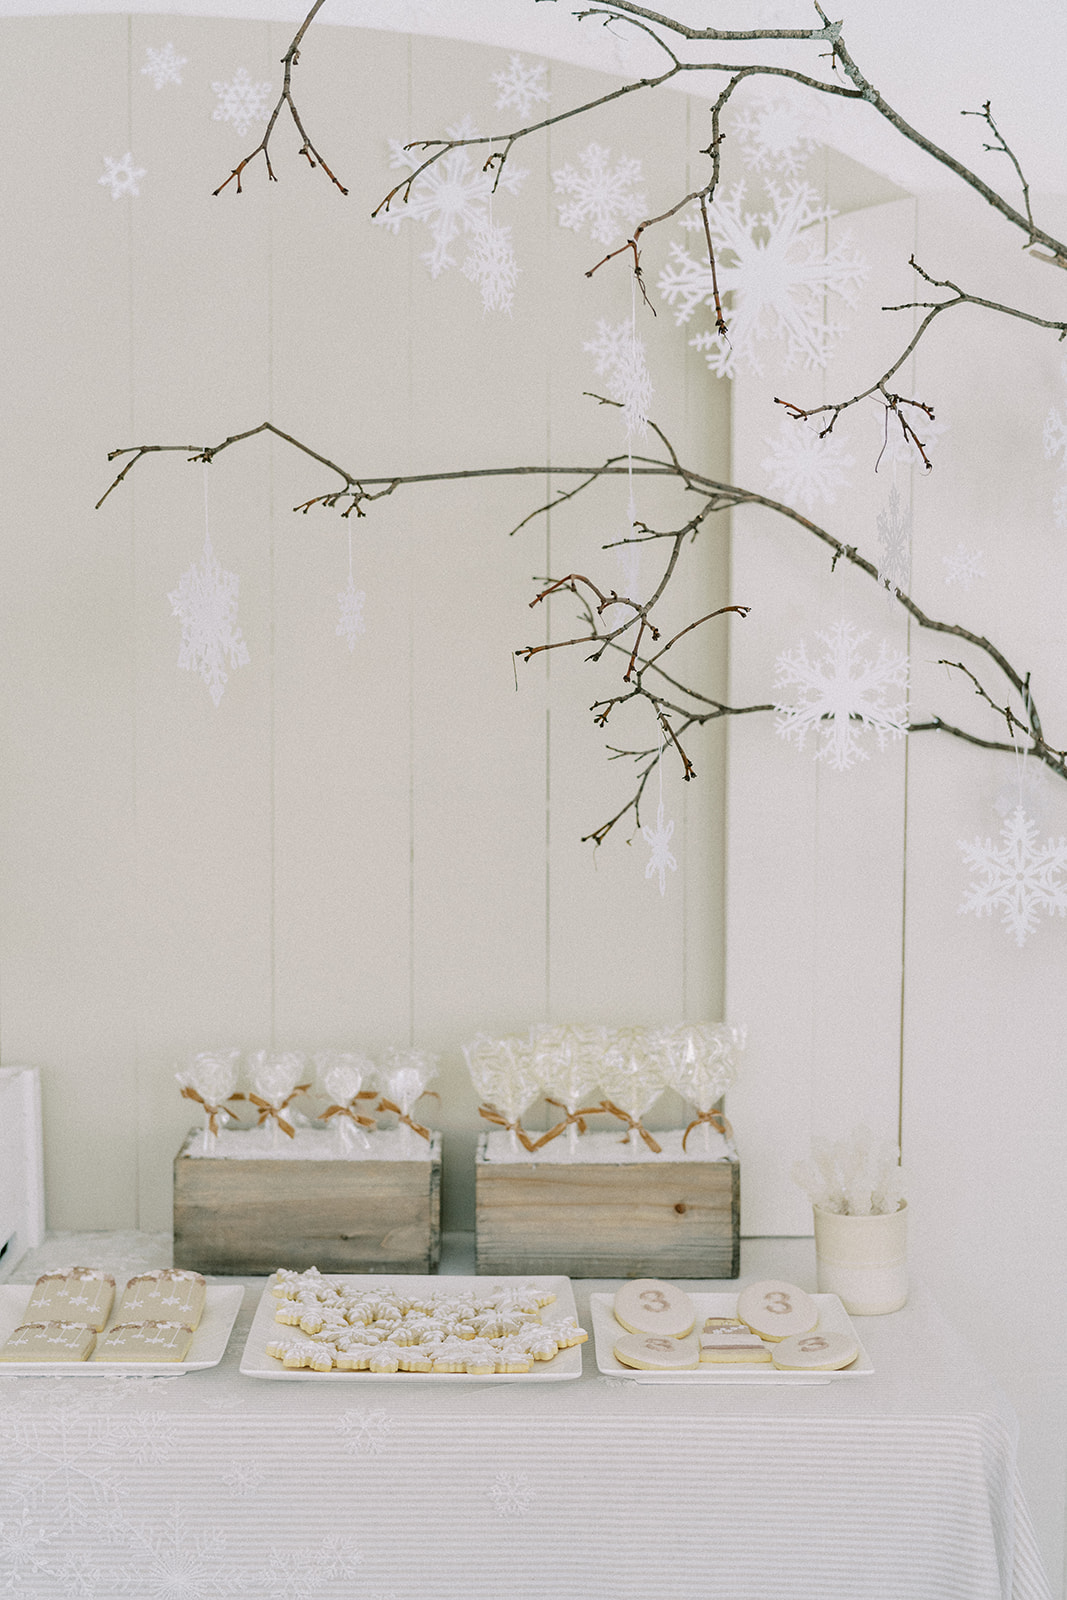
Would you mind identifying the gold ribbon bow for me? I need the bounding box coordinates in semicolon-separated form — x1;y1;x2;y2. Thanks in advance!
681;1107;733;1152
239;1084;311;1139
322;1099;378;1131
477;1103;536;1153
531;1098;592;1151
180;1084;236;1136
377;1097;433;1143
598;1099;663;1155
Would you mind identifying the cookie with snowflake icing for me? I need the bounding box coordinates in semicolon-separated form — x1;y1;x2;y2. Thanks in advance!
95;1322;195;1362
118;1269;206;1329
25;1269;115;1331
0;1322;98;1361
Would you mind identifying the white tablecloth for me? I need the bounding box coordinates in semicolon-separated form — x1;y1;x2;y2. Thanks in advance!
0;1234;1052;1600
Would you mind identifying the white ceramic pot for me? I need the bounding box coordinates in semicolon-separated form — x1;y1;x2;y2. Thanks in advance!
813;1200;908;1315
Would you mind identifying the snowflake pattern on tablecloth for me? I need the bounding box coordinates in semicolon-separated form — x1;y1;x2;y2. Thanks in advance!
336;1408;397;1456
491;53;550;118
336;573;366;651
109;1507;240;1597
583;318;652;437
958;805;1067;947
760;418;854;511
377;116;527;301
487;1470;536;1518
99;153;145;199
1042;364;1067;527
552;142;646;246
262;1537;364;1595
642;800;678;896
212;67;272;139
657;181;867;378
876;484;912;593
0;1411;177;1536
941;540;985;589
774;619;909;771
168;530;250;706
220;1459;268;1498
732;92;821;177
461;217;520;313
142;43;186;89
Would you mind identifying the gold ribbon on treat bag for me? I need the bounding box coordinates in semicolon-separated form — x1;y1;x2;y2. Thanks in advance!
531;1097;593;1151
321;1088;379;1131
234;1084;312;1139
598;1099;663;1154
681;1106;734;1152
179;1084;237;1136
477;1104;537;1152
376;1096;435;1143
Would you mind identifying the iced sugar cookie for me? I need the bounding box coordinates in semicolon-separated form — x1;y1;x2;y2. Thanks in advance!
0;1322;97;1362
25;1269;115;1331
614;1331;700;1371
118;1269;206;1330
613;1279;695;1339
699;1318;771;1364
771;1329;859;1371
94;1322;195;1362
736;1279;818;1342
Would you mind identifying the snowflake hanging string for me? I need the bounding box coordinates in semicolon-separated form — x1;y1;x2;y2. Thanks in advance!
552;142;646;247
657;181;867;379
958;803;1067;947
642;724;678;896
774;619;909;771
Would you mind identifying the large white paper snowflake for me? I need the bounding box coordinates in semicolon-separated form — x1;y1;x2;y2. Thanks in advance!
774;619;909;771
942;540;985;589
142;43;186;89
99;153;145;199
657;181;867;378
959;805;1067;947
336;573;366;652
168;532;250;706
876;484;912;593
732;93;820;178
1043;375;1067;527
583;318;652;437
212;67;272;138
377;115;527;291
552;142;646;246
491;53;550;118
462;217;520;313
642;800;678;895
760;417;854;511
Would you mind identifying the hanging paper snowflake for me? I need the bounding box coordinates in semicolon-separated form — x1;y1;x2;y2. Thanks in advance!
212;67;273;139
760;418;854;511
168;531;250;706
583;319;652;437
336;574;366;652
657;181;867;378
461;217;520;314
377;116;527;294
642;800;678;896
774;619;909;771
141;43;186;89
941;540;985;589
876;485;912;593
98;153;145;199
732;93;821;178
958;805;1067;947
552;142;646;247
1043;368;1067;527
491;53;550;118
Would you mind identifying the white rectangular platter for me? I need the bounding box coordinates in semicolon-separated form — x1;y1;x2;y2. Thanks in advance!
0;1283;244;1375
591;1292;873;1382
240;1273;583;1381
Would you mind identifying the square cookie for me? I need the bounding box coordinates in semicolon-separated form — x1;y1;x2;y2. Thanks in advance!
24;1269;115;1331
118;1269;206;1329
94;1322;195;1363
0;1322;98;1362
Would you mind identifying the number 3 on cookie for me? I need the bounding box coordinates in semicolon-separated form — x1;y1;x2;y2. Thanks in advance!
638;1289;671;1314
763;1290;793;1315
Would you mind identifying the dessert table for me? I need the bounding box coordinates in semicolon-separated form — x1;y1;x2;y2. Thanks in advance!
0;1233;1052;1600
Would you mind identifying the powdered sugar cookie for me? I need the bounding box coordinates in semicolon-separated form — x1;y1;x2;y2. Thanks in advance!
614;1331;700;1370
771;1329;859;1371
613;1279;695;1339
736;1280;818;1342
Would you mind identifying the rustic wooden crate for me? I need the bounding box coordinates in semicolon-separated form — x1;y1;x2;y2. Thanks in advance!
474;1133;739;1278
173;1130;441;1275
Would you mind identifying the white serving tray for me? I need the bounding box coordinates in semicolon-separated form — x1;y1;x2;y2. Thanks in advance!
591;1291;873;1383
240;1273;583;1381
0;1284;244;1375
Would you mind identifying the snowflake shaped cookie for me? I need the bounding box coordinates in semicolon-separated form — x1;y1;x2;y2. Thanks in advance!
552;142;646;246
99;153;145;199
168;532;250;706
774;619;909;771
583;318;652;437
142;43;186;89
491;53;550;118
642;800;678;895
958;804;1067;947
761;418;854;511
212;66;272;139
657;181;867;378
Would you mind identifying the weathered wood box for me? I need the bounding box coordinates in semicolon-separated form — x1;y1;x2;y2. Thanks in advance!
173;1130;442;1275
475;1132;739;1279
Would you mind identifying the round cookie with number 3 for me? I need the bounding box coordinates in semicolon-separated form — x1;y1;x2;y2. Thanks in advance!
614;1331;701;1370
613;1279;695;1339
771;1329;859;1371
736;1279;818;1341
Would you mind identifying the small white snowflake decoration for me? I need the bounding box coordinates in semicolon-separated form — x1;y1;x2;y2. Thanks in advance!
583;318;652;437
642;799;678;896
491;53;550;118
941;540;985;589
958;804;1067;947
774;618;909;771
462;217;520;314
168;531;250;706
761;417;854;511
336;573;366;652
732;91;821;178
212;66;273;138
552;142;646;246
99;153;146;199
1043;362;1067;527
657;181;867;379
142;43;186;89
876;484;912;594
